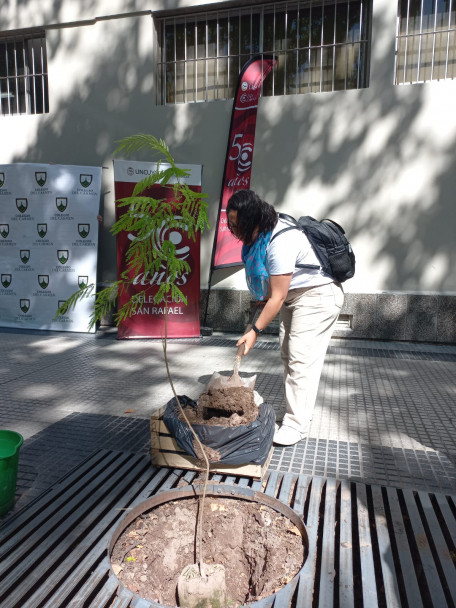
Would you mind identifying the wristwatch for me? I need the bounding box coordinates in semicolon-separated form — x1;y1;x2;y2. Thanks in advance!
252;323;263;335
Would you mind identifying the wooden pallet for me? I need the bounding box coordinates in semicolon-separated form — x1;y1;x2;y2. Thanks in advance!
150;409;273;479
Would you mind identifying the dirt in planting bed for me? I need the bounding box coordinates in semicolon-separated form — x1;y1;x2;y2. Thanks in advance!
110;495;306;607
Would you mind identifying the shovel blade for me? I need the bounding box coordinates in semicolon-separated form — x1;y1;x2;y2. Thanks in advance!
206;371;256;391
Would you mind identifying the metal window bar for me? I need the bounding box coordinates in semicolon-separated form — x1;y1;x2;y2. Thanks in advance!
0;34;47;115
14;42;19;114
284;5;288;96
417;0;424;83
357;1;363;88
345;1;350;89
445;0;452;78
159;0;369;104
31;40;37;114
295;3;301;95
396;0;456;84
273;3;276;96
216;13;219;99
319;2;323;92
332;0;336;91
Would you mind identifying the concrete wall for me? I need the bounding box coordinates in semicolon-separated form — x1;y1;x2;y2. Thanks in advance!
1;0;456;342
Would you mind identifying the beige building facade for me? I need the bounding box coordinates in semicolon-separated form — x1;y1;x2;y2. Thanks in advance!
1;0;455;342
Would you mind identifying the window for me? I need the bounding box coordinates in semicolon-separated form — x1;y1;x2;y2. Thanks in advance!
0;31;49;116
158;1;371;104
396;0;456;83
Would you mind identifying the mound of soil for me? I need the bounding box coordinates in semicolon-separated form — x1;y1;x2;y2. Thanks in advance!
181;387;258;427
110;495;306;607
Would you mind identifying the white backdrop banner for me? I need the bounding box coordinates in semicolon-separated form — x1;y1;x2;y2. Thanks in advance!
0;163;102;332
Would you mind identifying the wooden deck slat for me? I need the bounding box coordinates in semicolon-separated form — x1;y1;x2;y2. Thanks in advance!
434;493;456;544
0;449;113;550
295;476;325;607
385;486;423;608
356;483;378;607
130;596;153;608
417;490;456;601
67;559;112;607
402;488;448;608
251;477;264;492
319;477;337;608
38;467;174;608
278;473;294;505
83;573;119;607
0;449;128;564
371;485;401;608
3;455;150;608
272;578;298;608
292;475;309;516
264;470;281;497
338;480;354;608
0;452;145;587
110;586;135;608
1;448;455;608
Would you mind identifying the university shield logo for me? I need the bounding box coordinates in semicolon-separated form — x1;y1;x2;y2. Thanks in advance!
37;223;48;238
78;275;88;289
20;250;30;264
0;173;4;187
38;275;49;289
16;198;28;213
0;224;9;238
57;249;69;265
20;299;30;313
1;274;12;288
78;224;90;238
57;300;67;316
80;174;92;188
56;197;68;212
35;172;47;187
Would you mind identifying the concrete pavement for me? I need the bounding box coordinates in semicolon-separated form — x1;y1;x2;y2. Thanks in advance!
1;326;455;523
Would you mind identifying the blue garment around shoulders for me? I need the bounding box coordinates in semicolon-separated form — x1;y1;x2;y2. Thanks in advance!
241;231;272;301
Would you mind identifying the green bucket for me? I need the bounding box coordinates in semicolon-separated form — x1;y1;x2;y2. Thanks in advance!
0;430;23;516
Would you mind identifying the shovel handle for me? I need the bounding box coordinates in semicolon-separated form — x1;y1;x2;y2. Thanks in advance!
237;323;252;358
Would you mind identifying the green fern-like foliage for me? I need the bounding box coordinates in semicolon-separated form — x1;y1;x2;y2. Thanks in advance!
55;135;209;328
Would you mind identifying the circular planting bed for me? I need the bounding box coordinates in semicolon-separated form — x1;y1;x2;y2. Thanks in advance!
109;486;309;607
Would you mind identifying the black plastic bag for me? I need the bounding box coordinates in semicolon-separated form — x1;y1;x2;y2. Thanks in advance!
163;395;275;466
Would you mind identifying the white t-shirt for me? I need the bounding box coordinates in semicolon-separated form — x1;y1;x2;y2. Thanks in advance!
266;216;333;289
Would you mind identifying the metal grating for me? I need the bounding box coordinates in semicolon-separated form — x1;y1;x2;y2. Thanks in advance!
271;439;456;494
1;449;455;607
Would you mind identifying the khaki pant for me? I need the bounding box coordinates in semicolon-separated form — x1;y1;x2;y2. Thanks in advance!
279;282;344;433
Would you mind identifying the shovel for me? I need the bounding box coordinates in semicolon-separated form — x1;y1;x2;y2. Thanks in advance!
206;302;262;391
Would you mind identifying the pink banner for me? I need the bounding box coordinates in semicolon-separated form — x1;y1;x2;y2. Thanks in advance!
211;55;276;269
113;161;202;339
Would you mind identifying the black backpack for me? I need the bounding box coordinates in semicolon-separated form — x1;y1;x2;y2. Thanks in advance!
269;213;355;283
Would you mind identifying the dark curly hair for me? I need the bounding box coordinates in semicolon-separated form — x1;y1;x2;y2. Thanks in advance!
226;189;278;244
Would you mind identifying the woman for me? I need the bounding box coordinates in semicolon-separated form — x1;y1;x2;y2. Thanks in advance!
226;189;344;446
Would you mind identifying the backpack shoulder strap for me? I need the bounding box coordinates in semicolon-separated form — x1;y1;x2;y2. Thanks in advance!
269;225;297;244
269;213;299;244
269;213;319;270
278;212;298;224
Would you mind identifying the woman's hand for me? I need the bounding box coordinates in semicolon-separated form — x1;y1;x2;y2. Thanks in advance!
236;329;257;356
237;274;292;357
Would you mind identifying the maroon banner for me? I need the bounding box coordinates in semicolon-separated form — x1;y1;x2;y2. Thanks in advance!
113;160;202;339
211;55;276;269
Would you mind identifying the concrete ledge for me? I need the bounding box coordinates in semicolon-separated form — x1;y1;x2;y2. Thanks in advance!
202;289;456;344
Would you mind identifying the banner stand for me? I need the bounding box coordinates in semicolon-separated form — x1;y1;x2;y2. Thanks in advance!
113;160;202;339
204;55;276;325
